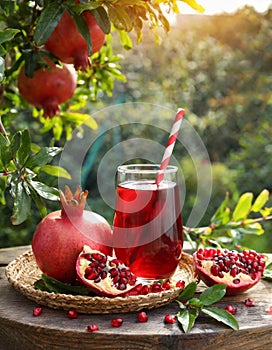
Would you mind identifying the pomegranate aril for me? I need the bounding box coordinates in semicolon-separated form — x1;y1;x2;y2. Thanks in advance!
111;318;123;327
164;314;176;324
151;283;163;293
92;253;105;262
67;309;78;319
224;305;237;315
176;280;185;289
33;305;43;317
141;285;150;295
87;324;99;332
244;298;255;307
138;311;148;323
233;278;240;284
230;267;238;277
210;264;220;276
162;280;171;290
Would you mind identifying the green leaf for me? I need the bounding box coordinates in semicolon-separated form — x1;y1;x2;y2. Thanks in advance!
0;56;4;81
35;274;90;295
117;29;133;50
34;2;65;45
187;297;203;308
262;262;272;281
0;28;20;44
177;282;197;300
236;222;264;236
28;184;47;218
211;192;231;226
69;9;92;55
2;131;21;166
232;192;253;221
92;6;111;34
28;180;59;201
177;308;199;333
18;129;31;166
251;189;270;213
202;307;239;331
41;165;71;179
25;147;62;169
198;284;226;306
11;182;31;225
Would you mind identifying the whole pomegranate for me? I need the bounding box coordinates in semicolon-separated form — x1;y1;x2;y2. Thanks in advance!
32;186;113;283
45;10;105;71
76;245;138;297
193;247;266;295
18;59;77;118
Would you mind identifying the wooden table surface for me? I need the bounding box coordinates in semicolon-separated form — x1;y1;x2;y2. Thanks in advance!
0;245;272;350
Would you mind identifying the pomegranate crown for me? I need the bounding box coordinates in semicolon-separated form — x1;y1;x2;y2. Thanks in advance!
60;185;88;217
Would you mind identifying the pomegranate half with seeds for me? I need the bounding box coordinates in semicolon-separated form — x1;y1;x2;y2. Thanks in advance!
76;245;139;297
193;248;266;295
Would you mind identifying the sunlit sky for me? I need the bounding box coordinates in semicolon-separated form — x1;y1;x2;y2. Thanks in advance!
179;0;272;15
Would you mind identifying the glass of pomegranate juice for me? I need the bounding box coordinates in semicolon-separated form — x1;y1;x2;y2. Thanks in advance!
113;164;183;281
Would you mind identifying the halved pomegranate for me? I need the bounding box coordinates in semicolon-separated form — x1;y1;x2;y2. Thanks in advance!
76;245;139;297
193;248;266;295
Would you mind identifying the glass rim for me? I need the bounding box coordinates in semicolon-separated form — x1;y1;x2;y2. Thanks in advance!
117;164;178;174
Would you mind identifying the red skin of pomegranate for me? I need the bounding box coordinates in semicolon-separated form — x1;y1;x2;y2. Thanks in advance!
32;186;113;283
18;60;77;118
45;10;105;71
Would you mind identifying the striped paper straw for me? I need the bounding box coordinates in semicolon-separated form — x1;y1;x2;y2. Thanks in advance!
156;108;184;185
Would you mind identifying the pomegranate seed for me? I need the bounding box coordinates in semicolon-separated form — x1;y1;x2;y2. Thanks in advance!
111;318;123;327
176;280;185;289
138;311;148;323
210;264;220;276
67;309;78;319
224;305;237;315
164;314;176;324
87;324;99;332
141;285;150;295
162;280;171;290
244;298;255;307
266;306;272;315
151;282;163;293
33;305;43;317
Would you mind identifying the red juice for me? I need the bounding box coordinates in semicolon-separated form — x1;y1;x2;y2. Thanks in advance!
113;180;183;280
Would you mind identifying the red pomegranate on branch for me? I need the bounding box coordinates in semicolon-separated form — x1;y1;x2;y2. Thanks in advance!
45;10;105;72
18;59;77;118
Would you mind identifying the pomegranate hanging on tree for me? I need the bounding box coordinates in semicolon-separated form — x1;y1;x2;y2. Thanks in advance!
18;59;77;118
45;10;106;72
32;186;113;283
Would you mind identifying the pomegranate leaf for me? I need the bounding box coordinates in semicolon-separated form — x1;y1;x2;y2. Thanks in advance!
177;308;199;333
202;307;239;331
232;192;253;221
40;165;71;180
10;181;31;225
92;6;111;34
34;2;65;45
251;189;270;213
262;262;272;281
28;180;59;201
177;281;197;300
68;9;92;56
210;192;231;226
18;129;31;167
35;274;90;296
198;284;226;306
25;146;62;169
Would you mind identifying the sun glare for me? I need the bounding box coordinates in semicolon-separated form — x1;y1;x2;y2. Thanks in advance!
179;0;272;15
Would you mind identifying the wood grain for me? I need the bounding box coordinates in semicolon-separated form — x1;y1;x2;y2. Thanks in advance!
0;247;271;350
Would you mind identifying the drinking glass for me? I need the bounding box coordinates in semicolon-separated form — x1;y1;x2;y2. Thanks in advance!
112;164;183;280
